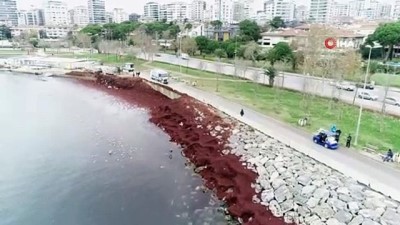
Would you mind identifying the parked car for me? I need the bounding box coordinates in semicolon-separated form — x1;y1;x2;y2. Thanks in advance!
122;63;134;74
355;82;375;90
384;97;400;106
335;82;355;91
358;91;378;101
312;129;339;150
181;53;189;60
155;53;161;57
150;69;169;84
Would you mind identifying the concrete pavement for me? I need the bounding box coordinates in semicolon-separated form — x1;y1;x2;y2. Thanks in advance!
141;71;400;202
140;53;400;117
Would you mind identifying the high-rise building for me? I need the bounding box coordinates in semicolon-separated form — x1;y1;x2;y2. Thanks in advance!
144;2;160;21
0;0;18;26
105;12;113;23
393;0;400;20
213;0;234;24
88;0;105;24
160;2;189;23
233;1;245;22
17;8;44;26
348;0;365;18
264;0;274;20
44;0;68;26
295;5;309;21
129;13;141;22
378;3;392;20
330;1;349;18
309;0;332;23
190;0;206;22
70;6;89;26
113;8;128;23
274;0;295;22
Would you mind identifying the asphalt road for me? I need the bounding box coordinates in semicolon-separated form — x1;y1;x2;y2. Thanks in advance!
139;53;400;117
139;70;400;203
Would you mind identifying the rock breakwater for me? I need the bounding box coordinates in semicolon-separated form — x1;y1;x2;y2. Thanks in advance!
227;123;400;225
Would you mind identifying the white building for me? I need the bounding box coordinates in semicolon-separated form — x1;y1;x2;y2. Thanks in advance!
295;5;309;22
70;6;89;27
377;4;392;20
0;0;18;26
112;8;128;23
144;2;160;21
88;0;106;24
160;2;189;23
233;1;245;22
45;25;71;38
190;0;206;22
309;0;332;23
274;0;295;22
348;0;365;18
17;8;44;26
264;0;274;20
252;10;268;25
43;0;68;26
393;0;400;20
213;0;234;24
330;1;349;18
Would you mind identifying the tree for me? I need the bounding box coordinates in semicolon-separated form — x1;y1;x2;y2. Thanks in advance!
369;22;400;61
0;25;11;39
270;17;285;29
75;33;91;48
29;39;39;48
239;19;261;42
206;39;219;54
264;66;277;86
214;48;227;59
266;42;293;66
185;23;193;30
195;36;209;54
210;20;223;30
243;41;260;64
181;37;197;56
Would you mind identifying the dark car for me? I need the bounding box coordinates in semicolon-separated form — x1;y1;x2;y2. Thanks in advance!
355;83;374;90
312;129;339;150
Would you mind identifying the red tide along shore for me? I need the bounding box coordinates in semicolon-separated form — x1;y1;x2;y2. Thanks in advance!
78;74;291;225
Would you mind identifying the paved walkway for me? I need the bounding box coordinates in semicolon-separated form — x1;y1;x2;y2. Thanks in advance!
140;72;400;202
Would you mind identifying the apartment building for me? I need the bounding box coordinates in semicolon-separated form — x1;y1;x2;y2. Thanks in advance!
17;8;44;26
190;0;206;22
160;2;189;23
43;0;68;26
309;0;332;23
69;6;89;26
113;8;128;23
0;0;18;26
144;2;160;21
213;0;234;24
88;0;106;24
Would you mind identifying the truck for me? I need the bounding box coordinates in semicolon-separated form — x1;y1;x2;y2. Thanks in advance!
150;69;169;84
122;63;134;74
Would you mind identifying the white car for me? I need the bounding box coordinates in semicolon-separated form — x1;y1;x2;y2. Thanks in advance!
358;91;378;101
335;82;355;91
384;97;400;106
181;53;189;60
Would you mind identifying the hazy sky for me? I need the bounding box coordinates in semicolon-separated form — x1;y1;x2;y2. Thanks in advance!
16;0;394;14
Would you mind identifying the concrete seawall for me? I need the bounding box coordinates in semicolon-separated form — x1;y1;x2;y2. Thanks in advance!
144;80;181;100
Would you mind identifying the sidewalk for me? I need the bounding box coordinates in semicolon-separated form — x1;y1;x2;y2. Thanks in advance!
141;72;400;202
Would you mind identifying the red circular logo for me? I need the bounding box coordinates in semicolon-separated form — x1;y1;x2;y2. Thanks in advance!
324;38;337;49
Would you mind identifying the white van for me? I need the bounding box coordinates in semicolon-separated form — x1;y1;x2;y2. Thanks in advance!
122;63;134;74
150;69;169;84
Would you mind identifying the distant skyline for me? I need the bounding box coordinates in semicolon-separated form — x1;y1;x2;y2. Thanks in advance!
16;0;395;14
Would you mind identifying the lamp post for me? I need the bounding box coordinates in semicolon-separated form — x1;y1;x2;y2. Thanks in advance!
354;44;380;145
179;35;182;73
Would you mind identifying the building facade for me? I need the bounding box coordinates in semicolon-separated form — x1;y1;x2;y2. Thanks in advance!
88;0;106;24
17;9;44;26
129;13;140;22
0;0;18;26
274;0;295;22
144;2;160;21
160;2;189;23
213;0;234;24
190;0;206;22
264;0;274;20
309;0;332;23
112;8;128;23
295;5;309;22
44;0;68;26
70;6;89;26
393;0;400;20
233;1;245;22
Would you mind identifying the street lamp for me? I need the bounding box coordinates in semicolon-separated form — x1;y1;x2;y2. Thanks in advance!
354;44;381;146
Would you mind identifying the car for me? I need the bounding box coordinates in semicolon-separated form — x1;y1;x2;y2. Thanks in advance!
150;69;169;84
181;53;189;60
358;91;378;101
384;97;400;106
335;82;355;91
355;82;374;90
313;129;339;150
155;53;161;57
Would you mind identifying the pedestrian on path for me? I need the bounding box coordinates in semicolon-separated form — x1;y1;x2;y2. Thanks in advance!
383;149;394;162
240;109;244;117
346;134;352;148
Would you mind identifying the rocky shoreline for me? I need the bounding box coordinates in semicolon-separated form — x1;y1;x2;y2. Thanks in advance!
227;123;400;225
78;74;400;225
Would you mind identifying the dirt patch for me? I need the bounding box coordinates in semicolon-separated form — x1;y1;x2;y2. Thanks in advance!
78;73;290;225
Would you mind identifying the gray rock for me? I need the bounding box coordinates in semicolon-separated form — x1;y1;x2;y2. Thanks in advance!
349;215;365;225
302;185;317;197
274;185;292;203
326;218;345;225
381;208;400;225
359;209;381;221
259;179;271;189
374;207;385;218
337;187;350;195
298;175;312;186
334;210;353;223
261;189;274;203
310;219;325;225
348;202;360;214
305;215;323;224
313;203;335;219
297;205;311;215
294;195;309;206
328;198;346;212
364;197;387;209
312;180;326;187
269;171;279;180
271;178;285;189
338;194;353;203
363;190;383;199
384;200;399;209
313;187;330;201
361;218;380;225
283;211;297;224
307;197;321;208
269;200;283;217
280;199;294;213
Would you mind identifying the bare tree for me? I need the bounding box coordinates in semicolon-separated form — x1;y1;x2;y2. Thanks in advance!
243;41;260;66
181;37;198;56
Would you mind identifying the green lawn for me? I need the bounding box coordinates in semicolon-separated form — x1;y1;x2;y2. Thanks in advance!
371;73;400;88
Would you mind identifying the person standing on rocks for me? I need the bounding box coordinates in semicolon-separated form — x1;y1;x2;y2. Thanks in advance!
240;109;244;117
346;134;352;148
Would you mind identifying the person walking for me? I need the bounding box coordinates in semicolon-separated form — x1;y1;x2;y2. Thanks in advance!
383;149;394;162
240;109;244;117
346;134;352;148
